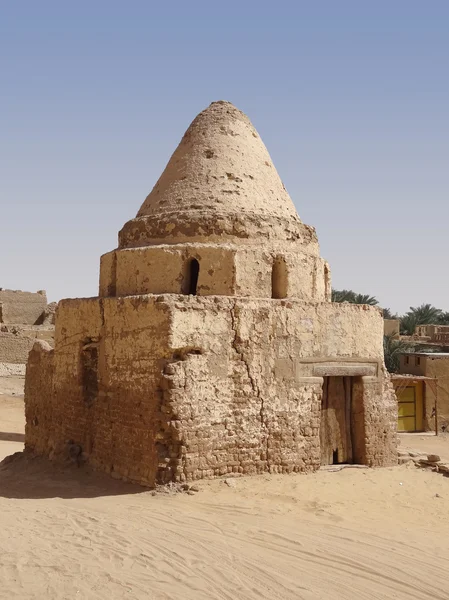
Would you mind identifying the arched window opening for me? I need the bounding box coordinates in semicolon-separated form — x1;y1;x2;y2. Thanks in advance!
271;256;288;299
186;258;200;295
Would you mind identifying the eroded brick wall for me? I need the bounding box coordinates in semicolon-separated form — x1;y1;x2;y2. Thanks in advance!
24;341;56;456
353;375;398;467
25;295;397;487
0;290;47;325
26;296;174;487
0;333;35;364
160;298;396;482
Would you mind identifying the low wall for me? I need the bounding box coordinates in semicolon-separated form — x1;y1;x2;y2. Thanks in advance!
0;289;47;325
0;332;35;364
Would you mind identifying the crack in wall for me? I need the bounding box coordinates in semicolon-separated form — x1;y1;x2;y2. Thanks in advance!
157;348;204;483
230;300;269;467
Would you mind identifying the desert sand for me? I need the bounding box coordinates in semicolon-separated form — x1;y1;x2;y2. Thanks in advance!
1;377;449;600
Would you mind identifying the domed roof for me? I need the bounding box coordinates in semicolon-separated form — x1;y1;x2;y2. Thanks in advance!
139;101;299;221
119;101;306;248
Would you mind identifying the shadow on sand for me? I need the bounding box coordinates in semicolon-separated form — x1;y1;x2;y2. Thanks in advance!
0;451;148;500
0;431;25;443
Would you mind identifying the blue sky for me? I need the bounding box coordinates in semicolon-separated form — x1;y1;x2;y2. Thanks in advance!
1;1;448;313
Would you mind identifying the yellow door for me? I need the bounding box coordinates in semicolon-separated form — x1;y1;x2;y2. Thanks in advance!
397;384;423;432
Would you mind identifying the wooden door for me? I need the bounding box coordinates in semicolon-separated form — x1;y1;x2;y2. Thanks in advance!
397;384;423;432
320;376;353;465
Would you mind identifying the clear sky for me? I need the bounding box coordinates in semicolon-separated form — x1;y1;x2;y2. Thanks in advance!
1;1;448;314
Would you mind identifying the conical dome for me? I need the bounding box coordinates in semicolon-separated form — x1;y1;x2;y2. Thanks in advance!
119;101;305;248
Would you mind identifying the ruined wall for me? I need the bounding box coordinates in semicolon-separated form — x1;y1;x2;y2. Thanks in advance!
26;296;173;486
0;289;47;325
0;332;35;364
41;302;57;326
165;297;394;480
25;341;55;455
0;326;55;377
0;290;54;374
415;325;449;340
354;374;398;467
25;294;395;486
18;326;55;346
92;297;172;484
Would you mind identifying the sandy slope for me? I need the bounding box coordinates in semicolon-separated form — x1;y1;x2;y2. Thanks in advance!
1;383;449;600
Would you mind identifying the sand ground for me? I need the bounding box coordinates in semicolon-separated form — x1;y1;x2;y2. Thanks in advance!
399;431;449;462
1;376;449;600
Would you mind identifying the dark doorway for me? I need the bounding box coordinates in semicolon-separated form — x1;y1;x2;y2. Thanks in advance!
186;258;200;295
320;376;363;465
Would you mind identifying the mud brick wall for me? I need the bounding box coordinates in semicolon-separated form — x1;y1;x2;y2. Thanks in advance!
353;375;398;467
0;332;35;364
26;296;174;487
25;341;56;456
0;290;47;325
162;297;396;482
25;295;397;487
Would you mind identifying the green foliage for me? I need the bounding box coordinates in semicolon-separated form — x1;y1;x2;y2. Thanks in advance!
400;303;448;335
438;312;449;325
383;335;415;373
383;307;399;320
331;289;355;303
407;304;442;325
400;314;418;335
352;293;379;306
332;289;379;306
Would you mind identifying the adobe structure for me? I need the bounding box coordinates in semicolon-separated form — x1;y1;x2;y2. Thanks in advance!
25;101;397;486
0;289;55;377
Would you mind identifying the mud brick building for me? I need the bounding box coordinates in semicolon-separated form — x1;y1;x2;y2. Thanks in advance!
25;101;397;486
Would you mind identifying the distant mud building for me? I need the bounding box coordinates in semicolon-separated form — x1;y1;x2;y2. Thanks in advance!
25;102;397;485
0;289;55;376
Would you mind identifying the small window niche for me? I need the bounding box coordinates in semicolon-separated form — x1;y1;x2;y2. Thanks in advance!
271;255;288;299
184;258;200;295
81;341;99;407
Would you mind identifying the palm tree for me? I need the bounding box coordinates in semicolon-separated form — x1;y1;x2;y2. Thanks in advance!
383;335;415;373
331;289;356;303
407;303;442;325
400;314;418;336
400;303;443;335
383;307;399;320
352;293;379;306
332;289;378;306
438;311;449;325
